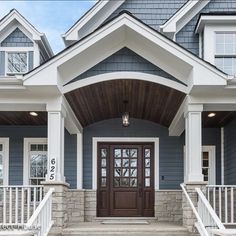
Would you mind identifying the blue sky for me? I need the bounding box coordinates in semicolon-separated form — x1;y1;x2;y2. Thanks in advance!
0;1;96;54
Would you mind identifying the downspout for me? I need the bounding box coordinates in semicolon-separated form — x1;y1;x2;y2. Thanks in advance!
221;127;224;185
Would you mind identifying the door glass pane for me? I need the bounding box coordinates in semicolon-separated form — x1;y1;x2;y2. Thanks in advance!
114;149;121;158
130;149;137;158
114;159;121;167
101;168;106;177
123;149;129;158
122;168;129;177
121;178;129;187
101;159;106;167
114;168;121;177
145;168;150;177
130;159;137;167
101;178;106;187
130;178;137;187
130;169;137;177
145;178;150;187
114;178;120;187
101;149;107;158
122;159;129;167
145;149;150;158
145;159;150;167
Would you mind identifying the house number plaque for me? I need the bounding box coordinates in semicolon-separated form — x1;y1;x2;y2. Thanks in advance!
49;158;56;181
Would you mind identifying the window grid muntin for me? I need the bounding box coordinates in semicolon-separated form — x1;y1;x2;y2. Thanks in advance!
215;32;236;75
7;52;28;74
29;142;48;185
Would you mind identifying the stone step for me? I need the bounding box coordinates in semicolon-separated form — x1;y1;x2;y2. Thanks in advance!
61;222;189;236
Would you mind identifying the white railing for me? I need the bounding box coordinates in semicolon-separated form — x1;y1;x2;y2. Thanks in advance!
26;188;54;236
181;184;209;236
196;187;225;236
0;186;44;226
206;185;236;225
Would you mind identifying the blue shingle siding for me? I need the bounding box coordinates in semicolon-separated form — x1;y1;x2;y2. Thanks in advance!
107;0;188;31
64;130;77;189
202;128;221;185
176;0;236;56
0;126;47;185
224;118;236;185
0;126;77;188
69;47;183;85
0;51;5;76
1;28;33;47
83;118;221;189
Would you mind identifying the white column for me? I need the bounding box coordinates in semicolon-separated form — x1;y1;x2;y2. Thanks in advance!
184;104;204;183
47;111;66;182
77;133;83;189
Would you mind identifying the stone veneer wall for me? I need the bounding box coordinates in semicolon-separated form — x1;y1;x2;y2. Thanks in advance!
66;190;182;223
155;190;182;224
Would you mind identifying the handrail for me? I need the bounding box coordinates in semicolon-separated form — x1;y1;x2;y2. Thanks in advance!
196;188;225;230
180;184;209;236
26;188;54;236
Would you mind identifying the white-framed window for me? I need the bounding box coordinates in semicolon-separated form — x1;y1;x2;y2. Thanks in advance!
0;138;9;186
184;145;216;185
215;32;236;75
6;51;28;74
23;138;47;185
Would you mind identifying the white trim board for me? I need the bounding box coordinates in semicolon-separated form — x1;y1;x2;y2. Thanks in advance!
92;137;159;190
23;138;47;185
0;138;9;185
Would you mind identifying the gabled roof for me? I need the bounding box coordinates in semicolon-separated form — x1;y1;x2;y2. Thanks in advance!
160;0;210;38
23;11;228;90
62;0;125;45
0;9;53;57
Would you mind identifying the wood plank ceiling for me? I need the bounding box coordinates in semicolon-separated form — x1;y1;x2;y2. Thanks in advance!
65;79;186;127
0;111;47;125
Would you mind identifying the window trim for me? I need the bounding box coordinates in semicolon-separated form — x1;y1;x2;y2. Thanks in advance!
184;145;216;185
5;51;29;75
0;138;9;186
23;138;47;185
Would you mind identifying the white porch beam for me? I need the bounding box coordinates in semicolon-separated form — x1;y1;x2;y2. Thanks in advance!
184;104;204;183
46;110;66;182
62;96;83;134
0;103;46;111
169;97;188;136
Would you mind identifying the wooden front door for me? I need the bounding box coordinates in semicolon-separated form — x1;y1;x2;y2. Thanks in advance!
97;143;154;217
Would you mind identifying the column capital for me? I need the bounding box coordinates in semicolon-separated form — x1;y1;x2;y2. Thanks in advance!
184;104;203;118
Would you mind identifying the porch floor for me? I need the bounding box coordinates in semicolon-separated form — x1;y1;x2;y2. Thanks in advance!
61;222;189;236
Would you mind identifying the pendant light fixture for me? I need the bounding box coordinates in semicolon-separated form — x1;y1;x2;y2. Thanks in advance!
122;100;130;127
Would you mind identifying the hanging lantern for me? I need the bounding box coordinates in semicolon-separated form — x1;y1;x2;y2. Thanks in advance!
122;112;130;127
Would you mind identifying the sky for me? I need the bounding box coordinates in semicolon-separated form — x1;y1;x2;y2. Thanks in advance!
0;1;97;54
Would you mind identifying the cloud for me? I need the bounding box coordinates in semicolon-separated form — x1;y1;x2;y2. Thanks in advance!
0;1;96;53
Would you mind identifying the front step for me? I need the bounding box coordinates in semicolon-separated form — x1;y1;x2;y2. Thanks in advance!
62;222;189;236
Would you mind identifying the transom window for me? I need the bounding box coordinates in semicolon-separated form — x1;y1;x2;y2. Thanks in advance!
7;52;28;74
215;33;236;75
29;143;47;185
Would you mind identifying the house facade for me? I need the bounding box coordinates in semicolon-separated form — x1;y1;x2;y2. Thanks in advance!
1;1;236;235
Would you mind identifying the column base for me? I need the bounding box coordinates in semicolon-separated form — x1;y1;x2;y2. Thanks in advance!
42;181;70;234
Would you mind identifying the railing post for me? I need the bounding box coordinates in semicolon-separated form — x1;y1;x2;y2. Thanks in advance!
182;183;207;235
42;181;69;235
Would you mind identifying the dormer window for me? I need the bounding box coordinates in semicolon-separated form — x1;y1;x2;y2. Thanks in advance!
7;52;28;74
195;14;236;75
215;33;236;75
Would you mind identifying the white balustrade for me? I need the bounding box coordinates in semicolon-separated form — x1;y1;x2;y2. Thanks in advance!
26;188;54;236
206;185;236;225
0;186;44;226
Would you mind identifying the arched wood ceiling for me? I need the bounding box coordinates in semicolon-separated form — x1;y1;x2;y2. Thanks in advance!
65;79;186;127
